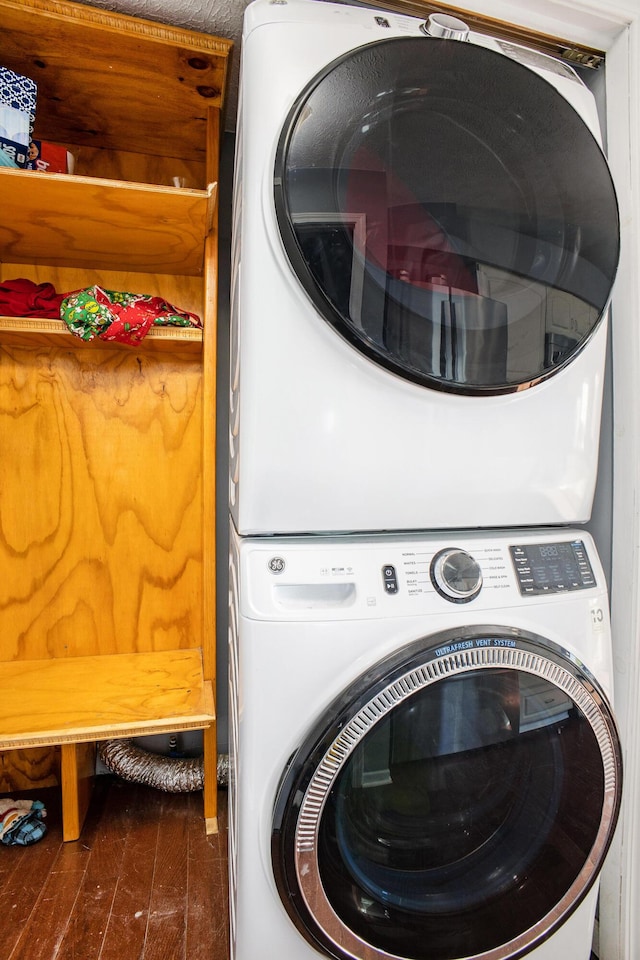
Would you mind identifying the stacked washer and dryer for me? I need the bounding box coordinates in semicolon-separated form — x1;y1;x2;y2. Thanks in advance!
228;3;622;960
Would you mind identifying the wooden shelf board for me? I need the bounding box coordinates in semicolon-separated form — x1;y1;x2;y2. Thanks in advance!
0;649;215;750
0;315;203;350
0;171;213;274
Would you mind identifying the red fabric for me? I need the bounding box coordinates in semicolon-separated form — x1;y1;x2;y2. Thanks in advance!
0;278;66;319
98;293;200;345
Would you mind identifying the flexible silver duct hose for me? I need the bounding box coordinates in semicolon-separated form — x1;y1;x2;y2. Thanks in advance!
98;739;229;792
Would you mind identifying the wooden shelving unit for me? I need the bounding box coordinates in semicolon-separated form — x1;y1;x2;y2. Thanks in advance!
0;0;232;839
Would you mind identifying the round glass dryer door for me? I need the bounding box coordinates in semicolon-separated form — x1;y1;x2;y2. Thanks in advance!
274;38;619;394
272;631;622;960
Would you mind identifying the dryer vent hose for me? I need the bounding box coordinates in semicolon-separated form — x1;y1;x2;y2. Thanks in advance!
98;739;229;792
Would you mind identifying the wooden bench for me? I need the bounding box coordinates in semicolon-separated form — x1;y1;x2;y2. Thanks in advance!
0;649;216;841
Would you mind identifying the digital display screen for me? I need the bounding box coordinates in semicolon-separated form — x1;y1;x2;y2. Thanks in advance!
510;540;596;595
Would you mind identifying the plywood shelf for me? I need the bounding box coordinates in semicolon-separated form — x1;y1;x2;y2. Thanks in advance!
0;171;215;275
0;649;215;750
0;315;204;351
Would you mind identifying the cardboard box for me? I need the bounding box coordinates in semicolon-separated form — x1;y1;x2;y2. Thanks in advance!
0;66;37;169
0;104;28;166
26;140;75;174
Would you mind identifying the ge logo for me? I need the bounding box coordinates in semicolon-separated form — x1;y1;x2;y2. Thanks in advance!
268;557;286;574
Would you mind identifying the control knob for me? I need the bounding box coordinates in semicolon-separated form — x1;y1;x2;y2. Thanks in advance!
421;13;470;40
430;548;482;602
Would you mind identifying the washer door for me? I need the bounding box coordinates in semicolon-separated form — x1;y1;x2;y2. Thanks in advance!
274;37;619;395
272;630;622;960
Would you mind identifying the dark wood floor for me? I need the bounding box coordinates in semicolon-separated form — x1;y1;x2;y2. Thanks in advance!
0;776;229;960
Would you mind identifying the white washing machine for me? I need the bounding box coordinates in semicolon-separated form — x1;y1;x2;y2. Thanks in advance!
228;525;622;960
230;0;620;535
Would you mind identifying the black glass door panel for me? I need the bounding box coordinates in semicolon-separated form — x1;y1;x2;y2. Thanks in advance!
275;38;619;394
272;632;622;960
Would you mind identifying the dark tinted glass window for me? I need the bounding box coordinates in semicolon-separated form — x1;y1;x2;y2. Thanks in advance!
275;38;619;393
317;668;605;960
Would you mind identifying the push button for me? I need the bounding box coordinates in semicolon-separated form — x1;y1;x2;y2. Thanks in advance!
382;565;398;594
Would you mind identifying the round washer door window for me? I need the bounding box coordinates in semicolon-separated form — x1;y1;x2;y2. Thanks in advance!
274;38;619;394
272;631;622;960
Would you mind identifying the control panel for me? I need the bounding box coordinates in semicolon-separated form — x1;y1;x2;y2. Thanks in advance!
510;540;596;595
245;530;604;620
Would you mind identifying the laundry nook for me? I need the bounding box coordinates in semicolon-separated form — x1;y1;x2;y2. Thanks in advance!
1;0;640;959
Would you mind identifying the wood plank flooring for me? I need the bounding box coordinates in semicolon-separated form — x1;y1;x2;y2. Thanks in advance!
0;776;229;960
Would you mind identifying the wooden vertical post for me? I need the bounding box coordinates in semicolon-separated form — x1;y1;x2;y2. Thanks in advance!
60;742;96;842
201;105;222;833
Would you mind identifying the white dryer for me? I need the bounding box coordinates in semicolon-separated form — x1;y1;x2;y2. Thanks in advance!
228;525;622;960
230;0;619;535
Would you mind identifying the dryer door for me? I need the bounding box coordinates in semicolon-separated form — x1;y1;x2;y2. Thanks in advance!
272;630;622;960
274;37;619;395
